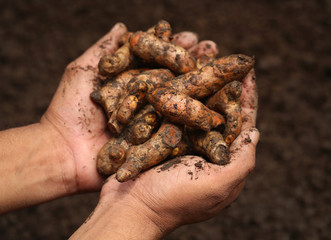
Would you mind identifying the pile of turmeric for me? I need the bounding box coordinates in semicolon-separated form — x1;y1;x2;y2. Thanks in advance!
91;20;255;182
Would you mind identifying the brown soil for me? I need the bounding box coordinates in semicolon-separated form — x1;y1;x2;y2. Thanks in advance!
0;0;330;239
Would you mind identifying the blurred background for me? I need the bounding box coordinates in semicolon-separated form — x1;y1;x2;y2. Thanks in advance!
0;0;330;239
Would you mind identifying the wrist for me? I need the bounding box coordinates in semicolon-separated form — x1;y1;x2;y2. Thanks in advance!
39;117;78;195
0;121;76;213
70;192;167;240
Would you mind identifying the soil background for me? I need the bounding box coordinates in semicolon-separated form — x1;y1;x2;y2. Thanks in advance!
0;0;330;239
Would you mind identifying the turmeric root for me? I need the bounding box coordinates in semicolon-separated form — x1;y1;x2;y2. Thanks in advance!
107;88;134;134
97;105;160;175
206;81;242;145
108;110;124;134
108;69;169;134
117;69;174;124
163;54;254;99
129;31;196;74
96;137;131;176
119;31;133;45
169;137;189;158
196;54;215;69
188;129;229;165
154;20;172;42
148;87;225;131
107;95;139;134
98;42;133;76
116;122;182;182
90;69;142;117
92;21;255;181
124;104;161;145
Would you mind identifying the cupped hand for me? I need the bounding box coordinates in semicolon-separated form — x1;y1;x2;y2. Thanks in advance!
41;23;128;192
99;69;259;234
40;23;205;194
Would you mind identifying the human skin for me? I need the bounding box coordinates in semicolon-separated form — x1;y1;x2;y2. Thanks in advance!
69;69;259;239
0;23;128;213
0;23;259;239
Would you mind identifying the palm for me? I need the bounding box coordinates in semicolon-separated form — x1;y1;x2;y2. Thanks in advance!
43;64;111;191
101;126;257;229
42;23;127;191
41;23;259;204
102;156;228;219
100;67;259;228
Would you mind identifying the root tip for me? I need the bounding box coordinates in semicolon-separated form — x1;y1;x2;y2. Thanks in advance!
116;168;132;182
90;90;102;102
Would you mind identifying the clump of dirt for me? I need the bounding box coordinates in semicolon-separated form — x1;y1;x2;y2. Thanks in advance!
158;157;182;172
243;136;252;144
194;160;204;170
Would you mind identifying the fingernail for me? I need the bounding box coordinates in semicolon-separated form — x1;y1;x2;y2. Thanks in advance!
111;22;127;32
248;128;260;146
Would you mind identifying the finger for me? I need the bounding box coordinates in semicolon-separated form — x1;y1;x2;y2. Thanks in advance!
220;180;246;209
227;128;259;180
74;23;128;68
240;68;258;130
204;127;259;192
172;31;199;49
188;40;219;59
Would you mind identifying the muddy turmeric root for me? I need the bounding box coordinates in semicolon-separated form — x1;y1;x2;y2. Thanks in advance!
98;42;133;76
206;80;242;145
90;69;142;117
163;54;254;99
148;87;225;131
108;69;165;134
97;105;161;176
119;31;133;45
196;54;215;69
116;122;182;182
108;91;159;135
96;137;131;176
129;31;196;74
107;89;135;134
188;129;229;165
169;137;189;158
108;109;125;134
154;20;172;42
117;69;174;124
93;21;254;181
123;104;161;145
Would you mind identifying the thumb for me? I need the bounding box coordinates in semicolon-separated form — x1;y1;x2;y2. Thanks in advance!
74;23;127;68
224;127;260;182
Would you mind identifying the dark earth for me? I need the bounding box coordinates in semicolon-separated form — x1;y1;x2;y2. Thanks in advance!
0;0;330;239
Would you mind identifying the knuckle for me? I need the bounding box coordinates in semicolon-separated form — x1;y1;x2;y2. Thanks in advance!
65;61;78;74
246;152;256;175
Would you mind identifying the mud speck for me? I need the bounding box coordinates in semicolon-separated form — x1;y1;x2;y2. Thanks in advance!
243;136;252;144
194;160;204;170
187;170;193;180
158;157;182;172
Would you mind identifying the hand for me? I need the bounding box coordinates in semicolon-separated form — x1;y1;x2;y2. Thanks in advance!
41;23;128;192
40;23;208;194
95;69;259;236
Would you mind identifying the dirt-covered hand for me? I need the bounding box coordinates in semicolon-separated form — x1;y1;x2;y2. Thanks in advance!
97;70;259;235
41;23;128;193
40;24;209;194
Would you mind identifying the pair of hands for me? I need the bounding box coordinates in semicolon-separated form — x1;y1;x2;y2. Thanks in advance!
42;23;259;236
